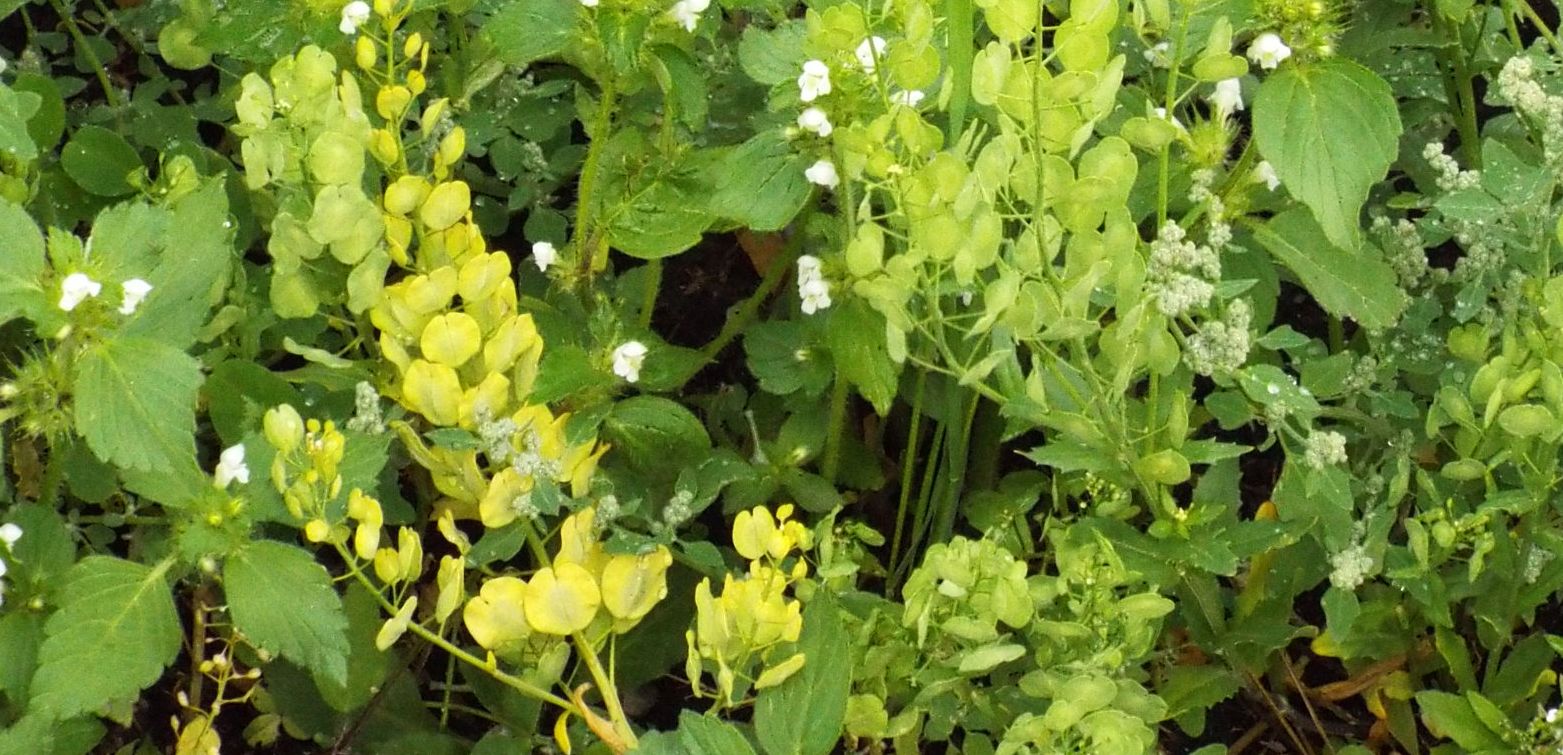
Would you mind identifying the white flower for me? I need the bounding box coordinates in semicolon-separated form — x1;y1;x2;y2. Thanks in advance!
1303;430;1348;470
612;341;648;383
1143;40;1172;68
855;36;888;73
669;0;710;31
1247;33;1292;70
580;0;599;6
798;60;832;103
0;57;7;76
1328;542;1372;590
58;272;102;312
1253;160;1281;191
797;255;823;283
338;1;371;34
1209;78;1244;116
1548;708;1560;724
532;241;558;272
118;278;152;315
799;278;833;315
0;523;22;549
890;89;925;107
804;159;839;189
1153;107;1186;132
213;443;250;489
0;558;7;579
797;107;833;137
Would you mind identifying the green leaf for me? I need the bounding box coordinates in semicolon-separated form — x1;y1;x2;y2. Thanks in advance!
1415;690;1509;750
30;556;181;718
745;321;832;397
486;0;578;67
85;201;168;282
315;583;393;712
603;396;712;485
61;126;143;197
72;337;202;473
651;45;709;131
0;200;47;326
10;72;64;153
0;85;39;162
225;540;351;687
1253;59;1401;248
123;179;235;349
709;131;813;232
827;299;900;415
601;159;712;259
738;22;807;86
1250;209;1407;330
640;711;758;755
754;595;851;755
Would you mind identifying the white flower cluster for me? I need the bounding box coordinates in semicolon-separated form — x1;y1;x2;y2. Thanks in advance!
796;255;833;315
1496;56;1563;157
1421;141;1481;192
1341;354;1379;395
1184;300;1252;376
1246;33;1292;70
0;523;21;610
1525;545;1555;585
1208;78;1244;118
345;380;386;434
477;413;520;464
339;1;371;35
58;273;152;315
1145;221;1220;317
662;488;695;529
1371;215;1429;289
1328;539;1373;590
1303;429;1348;470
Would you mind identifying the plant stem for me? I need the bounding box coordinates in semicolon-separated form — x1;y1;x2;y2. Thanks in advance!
38;441;66;509
573;81;619;294
1433;8;1483;166
822;372;850;484
50;0;123;111
890;370;927;576
945;0;973;141
638;259;661;331
1513;0;1563;53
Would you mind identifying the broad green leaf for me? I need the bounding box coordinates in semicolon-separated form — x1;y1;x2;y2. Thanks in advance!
826;299;900;415
123;179;233;349
86;201;168;282
745;321;832;397
225;540;351;686
10;72;64;153
651;45;709;131
601;161;712;259
61;126;143;197
0;612;43;703
709;131;813;232
486;0;577;67
30;556;181;718
1250;209;1407;330
72;337;201;473
1415;691;1509;750
0;200;47;326
603;396;712;485
638;711;759;755
754;595;851;755
738;22;807;86
0;85;39;162
1253;59;1401;248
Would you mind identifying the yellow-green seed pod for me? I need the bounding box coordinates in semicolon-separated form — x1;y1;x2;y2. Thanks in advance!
437;127;466;168
369;129;400;165
420;312;483;367
264;404;305;454
355;36;377;70
406;69;427;96
384;175;431;216
376;85;413;119
403;32;424;59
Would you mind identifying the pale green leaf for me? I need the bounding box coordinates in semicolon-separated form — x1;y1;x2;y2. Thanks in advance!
485;0;578;67
1253;59;1401;249
225;540;351;686
123;179;234;349
826;299;900;415
30;557;181;718
1249;209;1407;330
0;200;47;326
72;337;202;473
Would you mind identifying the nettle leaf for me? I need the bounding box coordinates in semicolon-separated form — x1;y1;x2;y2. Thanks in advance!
1253;59;1401;249
61;126;143;197
738;21;807;86
486;0;578;67
603;396;712;484
87;202;167;282
1250;209;1407;330
754;594;851;755
123;179;234;349
73;337;202;473
0;200;48;327
30;556;181;719
826;299;900;415
638;711;758;755
745;321;832;397
0;85;39;162
709;131;813;232
601;156;714;260
225;540;351;687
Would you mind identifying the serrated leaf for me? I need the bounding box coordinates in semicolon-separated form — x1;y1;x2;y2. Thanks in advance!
738;22;807;86
123;179;234;349
0;200;47;326
30;556;181;718
1250;209;1407;330
745;321;831;396
754;595;851;755
826;299;900;415
225;540;351;686
72;337;202;473
485;0;578;67
603;396;711;485
601;160;712;259
1253;59;1401;248
1415;690;1509;750
709;131;813;232
0;85;39;162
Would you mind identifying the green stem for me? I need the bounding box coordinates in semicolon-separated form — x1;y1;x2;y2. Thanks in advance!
573;80;619;293
1433;8;1483;166
50;0;124;111
1156;7;1192;226
39;441;66;509
1513;0;1563;52
945;0;973;142
889;370;927;575
895;422;946;587
822;372;850;485
638;259;661;331
931;390;980;544
671;217;811;387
